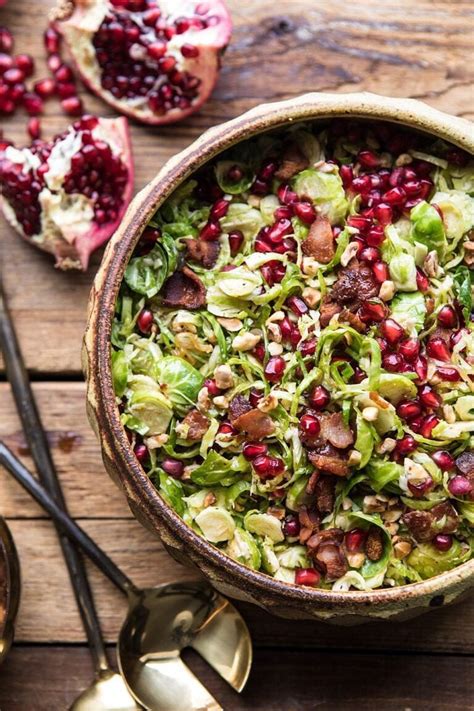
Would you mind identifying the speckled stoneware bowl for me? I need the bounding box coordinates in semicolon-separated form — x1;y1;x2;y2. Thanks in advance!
84;92;474;623
0;517;20;664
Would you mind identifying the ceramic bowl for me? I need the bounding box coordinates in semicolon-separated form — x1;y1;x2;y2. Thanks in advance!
0;517;20;664
84;92;474;623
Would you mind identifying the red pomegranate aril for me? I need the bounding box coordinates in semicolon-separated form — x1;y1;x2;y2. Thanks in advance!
55;63;74;83
345;528;367;552
283;515;300;538
264;356;286;383
15;54;34;78
133;443;149;464
408;476;433;498
399;338;420;361
347;214;372;232
61;96;83;115
383;352;404;372
358;149;380;168
372;261;389;283
252;454;285;480
287;295;308;317
433;535;453;552
339;164;353;188
374;202;393;226
351;175;372;194
397;400;422;421
252;343;266;362
279;317;293;342
360;246;380;264
204;378;220;397
218;422;236;435
251;178;269;196
143;7;162;25
0;53;13;73
295;568;320;587
268;218;292;243
309;385;330;410
380;318;405;345
293;201;316;224
180;42;200;58
418;179;433;200
0;26;14;53
44;27;60;54
437;305;457;329
359;299;386;323
161;457;184;479
200;221;221;241
57;82;77;99
395;435;417;456
426;337;451;362
420;414;440;439
274;206;293;220
3;67;24;84
23;92;43;115
34;78;56;98
300;413;321;438
409;416;423;434
403;179;422;196
137;308;154;334
229;230;244;256
249;388;264;407
366;225;385;247
299;338;317;357
255;237;272;253
448;476;472;497
415;268;429;292
450;329;468;349
243;442;268;460
376;337;389;355
210;198;229;220
27;117;41;140
277;184;297;205
418;385;440;409
435;367;460;382
47;54;62;74
147;41;167;60
383;186;406;205
261;264;274;286
414;355;428;382
431;450;455;472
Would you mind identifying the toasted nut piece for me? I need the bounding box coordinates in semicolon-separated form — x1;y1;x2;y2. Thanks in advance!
363;495;386;513
302;287;321;308
377;437;397;454
204;492;217;507
424;250;439;277
348;450;362;466
217;317;243;332
267;322;282;343
385;522;400;536
382;509;403;523
268;342;284;356
362;406;379;422
266;310;285;324
464;240;474;266
443;404;456;424
302;257;320;276
214;364;234;390
268;506;285;520
232;331;261;351
213;395;230;409
395;153;413;166
257;394;279;413
347;552;365;569
394;540;412;559
197;386;211;412
379;280;395;302
144;434;169;449
340;242;360;267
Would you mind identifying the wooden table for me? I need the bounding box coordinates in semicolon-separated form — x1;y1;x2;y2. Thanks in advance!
1;1;473;708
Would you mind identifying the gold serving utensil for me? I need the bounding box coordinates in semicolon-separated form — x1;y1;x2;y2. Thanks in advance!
0;443;253;711
0;517;20;666
0;281;140;711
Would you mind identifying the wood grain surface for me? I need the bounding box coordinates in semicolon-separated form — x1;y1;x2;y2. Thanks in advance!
0;0;473;708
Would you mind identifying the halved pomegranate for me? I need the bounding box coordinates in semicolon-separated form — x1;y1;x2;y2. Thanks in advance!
53;0;232;125
0;115;133;270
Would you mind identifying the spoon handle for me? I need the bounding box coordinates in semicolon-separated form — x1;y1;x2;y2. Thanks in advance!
0;441;138;597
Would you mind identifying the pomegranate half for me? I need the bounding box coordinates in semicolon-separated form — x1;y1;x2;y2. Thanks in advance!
0;115;133;270
53;0;233;125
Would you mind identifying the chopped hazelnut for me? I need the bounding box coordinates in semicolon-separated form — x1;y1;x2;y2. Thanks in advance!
394;540;412;559
302;287;321;308
232;331;261;351
214;364;234;390
379;280;395;302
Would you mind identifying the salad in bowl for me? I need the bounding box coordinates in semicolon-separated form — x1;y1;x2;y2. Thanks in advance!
111;118;474;593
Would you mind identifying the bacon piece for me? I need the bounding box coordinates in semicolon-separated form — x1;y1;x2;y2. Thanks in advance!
314;474;336;514
181;409;209;441
319;299;341;327
306;470;320;496
302;215;335;264
298;505;320;544
161;267;206;310
340;308;367;333
228;395;253;423
319;412;354;450
274;142;309;181
232;408;275;440
330;260;378;307
185;239;220;268
402;502;459;542
365;527;384;561
308;443;349;477
307;528;347;581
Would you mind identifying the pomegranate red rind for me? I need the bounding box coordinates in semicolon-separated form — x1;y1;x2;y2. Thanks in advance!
54;0;232;125
0;116;134;270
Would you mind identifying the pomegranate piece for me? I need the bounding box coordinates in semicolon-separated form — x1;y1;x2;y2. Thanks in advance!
161;457;184;479
295;568;320;587
54;0;232;125
448;475;472;497
137;308;154;334
426;336;451;362
243;442;268;460
252;454;285;480
380;318;405;345
0;26;13;53
0;116;134;270
345;528;367;552
264;355;286;383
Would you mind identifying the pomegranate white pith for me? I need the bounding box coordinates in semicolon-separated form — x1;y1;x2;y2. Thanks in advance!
54;0;232;125
0;116;133;270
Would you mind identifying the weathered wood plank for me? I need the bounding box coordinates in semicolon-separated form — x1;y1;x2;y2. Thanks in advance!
1;646;473;711
1;0;473;374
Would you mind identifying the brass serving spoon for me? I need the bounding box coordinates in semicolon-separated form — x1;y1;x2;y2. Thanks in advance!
0;280;140;711
0;443;253;711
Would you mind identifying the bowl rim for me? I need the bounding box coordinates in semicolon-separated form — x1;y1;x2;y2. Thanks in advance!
86;91;474;608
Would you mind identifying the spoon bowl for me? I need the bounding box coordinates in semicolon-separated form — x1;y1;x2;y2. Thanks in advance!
71;670;142;711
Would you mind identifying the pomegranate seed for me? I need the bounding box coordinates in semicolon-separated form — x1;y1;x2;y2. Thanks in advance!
309;385;330;410
408;476;433;498
229;230;244;256
204;378;220;397
383;186;406;205
414;356;428;382
283;515;300;537
210;198;229;220
448;475;472;496
14;54;34;78
360;246;380;264
27;117;41;140
251;178;269;196
450;329;468;350
374;202;393;226
34;78;56;98
255;237;272;253
134;443;149;464
287;295;308;317
339;164;353;188
274;206;293;220
0;27;14;53
376;337;389;355
431;450;455;472
359;300;386;323
347;215;372;232
200;221;221;241
44;27;60;54
180;43;200;59
267;218;292;243
264;356;286;383
420;414;440;439
426;337;451;362
137;308;154;334
3;67;24;84
259;161;277;181
416;269;430;292
293;201;316;224
397;400;422;421
399;338;419;361
300;413;321;439
358;150;380;168
418;180;433;200
143;8;162;26
218;422;236;435
433;534;453;552
395;435;417;456
249;388;264;407
383;353;404;372
299;338;317;357
403;179;422;196
252;454;285;480
371;261;388;284
437;305;457;329
380;318;405;345
351;175;372;194
252;343;266;362
226;164;243;182
0;52;13;73
418;385;440;409
61;96;83;115
277;184;297;205
23;92;43;115
161;457;184;479
295;568;320;587
243;442;268;460
435;367;460;382
366;225;385;247
345;528;367;552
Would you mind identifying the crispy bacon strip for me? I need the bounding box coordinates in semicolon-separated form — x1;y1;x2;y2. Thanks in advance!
232;409;275;440
319;413;354;450
182;409;209;440
302;215;335;264
185;239;220;268
161;267;206;309
274;142;309;181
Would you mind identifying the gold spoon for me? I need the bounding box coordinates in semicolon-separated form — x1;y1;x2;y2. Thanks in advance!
0;517;20;667
0;443;253;711
0;281;140;711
